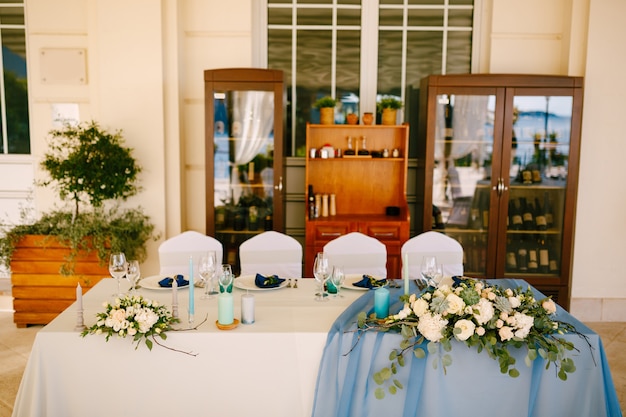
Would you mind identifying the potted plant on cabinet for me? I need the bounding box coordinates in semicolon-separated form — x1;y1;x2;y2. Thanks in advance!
314;96;338;125
0;121;158;327
377;96;403;125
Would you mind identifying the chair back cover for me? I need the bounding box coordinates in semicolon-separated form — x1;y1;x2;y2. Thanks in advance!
239;231;303;278
158;231;224;276
401;231;464;278
323;232;387;278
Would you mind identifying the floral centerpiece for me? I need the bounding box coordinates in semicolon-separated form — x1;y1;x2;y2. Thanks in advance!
355;278;580;399
81;294;179;351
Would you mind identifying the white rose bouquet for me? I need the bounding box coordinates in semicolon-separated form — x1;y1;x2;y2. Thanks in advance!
81;294;179;351
355;278;581;399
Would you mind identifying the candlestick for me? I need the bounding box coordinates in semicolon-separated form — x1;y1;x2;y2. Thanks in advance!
403;253;409;295
374;287;390;318
172;278;179;319
189;256;195;324
74;283;85;331
218;292;234;325
241;293;255;324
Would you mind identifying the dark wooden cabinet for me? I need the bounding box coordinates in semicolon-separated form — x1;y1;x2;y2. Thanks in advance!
204;68;285;273
416;74;584;309
304;123;410;278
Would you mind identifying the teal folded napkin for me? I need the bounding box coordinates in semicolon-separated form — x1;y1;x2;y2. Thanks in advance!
353;275;387;289
158;274;188;288
255;273;286;288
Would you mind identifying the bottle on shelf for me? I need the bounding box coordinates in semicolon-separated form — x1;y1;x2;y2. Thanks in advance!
344;136;355;156
516;236;529;272
357;136;369;156
534;197;547;231
527;235;539;273
538;236;550;274
543;192;554;229
308;185;317;219
481;192;490;230
548;236;560;274
505;236;518;272
432;205;445;229
521;197;534;230
508;199;523;230
469;203;481;230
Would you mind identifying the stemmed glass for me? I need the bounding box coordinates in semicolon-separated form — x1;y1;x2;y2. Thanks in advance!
198;251;218;299
313;252;330;301
421;256;443;287
330;265;345;298
219;264;234;293
109;252;127;297
125;260;141;293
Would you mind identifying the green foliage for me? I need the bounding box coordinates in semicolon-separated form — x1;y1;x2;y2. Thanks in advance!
0;120;158;274
377;96;403;111
314;96;338;109
40;121;141;217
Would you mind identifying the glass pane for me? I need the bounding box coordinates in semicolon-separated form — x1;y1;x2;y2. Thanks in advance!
405;31;443;87
268;28;292;153
407;8;443;26
213;90;275;236
379;8;403;26
377;30;403;95
336;7;361;26
298;7;331;25
446;30;472;74
336;29;360;123
268;7;291;25
2;28;29;154
505;95;572;277
448;8;473;27
431;93;495;276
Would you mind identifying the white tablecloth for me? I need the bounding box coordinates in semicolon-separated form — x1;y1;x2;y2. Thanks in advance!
12;277;363;417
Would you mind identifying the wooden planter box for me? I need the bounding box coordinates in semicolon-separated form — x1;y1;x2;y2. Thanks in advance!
10;235;109;327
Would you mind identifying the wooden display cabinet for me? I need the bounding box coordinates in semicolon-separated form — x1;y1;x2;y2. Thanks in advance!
416;74;583;309
304;123;410;278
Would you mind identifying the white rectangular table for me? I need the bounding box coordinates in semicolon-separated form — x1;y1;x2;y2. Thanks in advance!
12;277;363;417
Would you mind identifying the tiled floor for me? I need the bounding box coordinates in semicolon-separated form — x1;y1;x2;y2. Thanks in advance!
0;302;624;416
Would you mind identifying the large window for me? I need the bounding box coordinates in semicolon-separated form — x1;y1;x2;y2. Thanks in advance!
0;0;29;155
267;0;475;157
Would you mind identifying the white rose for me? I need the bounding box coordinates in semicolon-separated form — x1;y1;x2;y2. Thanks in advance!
412;298;429;317
445;293;466;315
475;326;485;336
487;292;496;301
512;312;534;339
473;298;495;325
409;293;416;304
496;319;504;328
508;296;521;309
454;319;476;341
417;312;448;342
542;299;557;314
499;326;514;341
127;327;137;336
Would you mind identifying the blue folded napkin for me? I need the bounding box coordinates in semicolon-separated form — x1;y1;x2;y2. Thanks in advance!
158;274;188;288
255;273;286;288
352;275;387;289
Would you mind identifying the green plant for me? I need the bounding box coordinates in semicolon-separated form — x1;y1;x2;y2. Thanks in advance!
0;120;158;274
40;121;141;218
377;96;403;111
314;96;338;109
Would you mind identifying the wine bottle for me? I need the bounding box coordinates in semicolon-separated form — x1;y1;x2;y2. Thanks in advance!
538;236;550;273
432;205;445;229
527;235;539;273
548;237;560;274
308;185;316;219
534;197;547;231
521;198;534;230
481;192;490;230
505;236;518;272
509;199;523;231
516;236;529;272
543;192;554;229
344;136;355;156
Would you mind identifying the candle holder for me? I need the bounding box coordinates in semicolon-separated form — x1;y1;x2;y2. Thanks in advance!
74;308;86;332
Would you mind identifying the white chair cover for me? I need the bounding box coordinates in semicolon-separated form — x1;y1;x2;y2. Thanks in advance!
401;231;464;278
239;231;302;278
323;232;387;278
158;231;223;276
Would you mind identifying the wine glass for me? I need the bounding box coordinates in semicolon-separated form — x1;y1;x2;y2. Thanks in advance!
109;252;127;297
313;252;330;302
421;256;442;287
125;260;140;293
330;265;345;298
219;264;234;293
198;251;217;299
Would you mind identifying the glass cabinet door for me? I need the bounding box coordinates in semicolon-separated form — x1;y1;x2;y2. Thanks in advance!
205;68;284;273
503;93;573;279
430;91;497;276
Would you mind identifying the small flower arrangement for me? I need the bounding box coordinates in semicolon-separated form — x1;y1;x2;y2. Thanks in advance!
81;294;179;351
355;278;580;399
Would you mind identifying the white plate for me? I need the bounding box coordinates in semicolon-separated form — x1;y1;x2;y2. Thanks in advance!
233;275;289;291
342;274;386;291
140;275;189;290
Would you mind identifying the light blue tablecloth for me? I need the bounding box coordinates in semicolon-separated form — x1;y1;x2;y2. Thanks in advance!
312;279;622;417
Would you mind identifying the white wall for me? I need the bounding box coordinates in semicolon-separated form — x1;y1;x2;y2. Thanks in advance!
18;0;626;318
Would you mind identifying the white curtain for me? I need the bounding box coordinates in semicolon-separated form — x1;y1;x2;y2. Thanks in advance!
231;91;274;165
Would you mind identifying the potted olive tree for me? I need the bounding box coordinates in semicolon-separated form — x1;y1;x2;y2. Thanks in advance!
0;121;158;327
